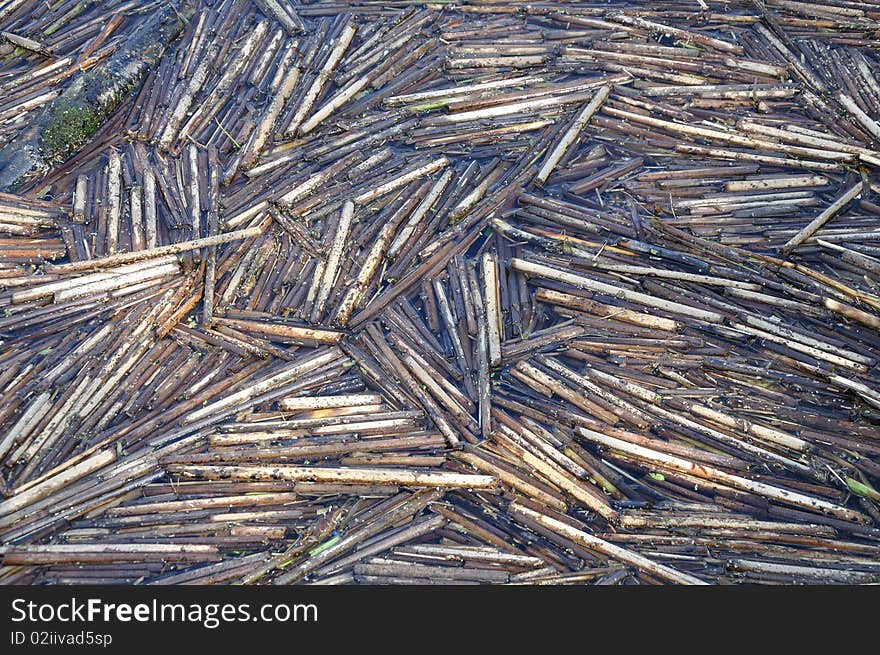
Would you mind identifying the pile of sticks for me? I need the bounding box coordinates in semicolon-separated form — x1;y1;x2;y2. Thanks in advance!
1;0;880;585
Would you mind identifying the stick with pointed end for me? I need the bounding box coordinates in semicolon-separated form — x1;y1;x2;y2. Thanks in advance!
781;181;863;254
536;85;610;185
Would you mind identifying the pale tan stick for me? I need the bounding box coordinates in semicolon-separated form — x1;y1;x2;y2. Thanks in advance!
781;182;863;253
434;86;616;124
687;404;807;452
54;263;179;302
159;45;217;149
535;288;680;331
588;263;761;290
44;227;262;273
183;348;342;424
13;256;177;303
211;317;342;343
481;252;503;368
386;75;544;105
510;258;724;322
510;503;709;584
354;157;449;205
495;425;618;522
130;185;144;250
313;200;355;319
167;464;497;489
239;64;301;171
453;451;567;512
675;144;842;171
287;23;357;135
575;429;864;522
106;150;122;253
536;85;610;184
387;170;453;259
0;543;218;564
742;315;873;366
279;394;383;412
724;175;829;192
605;106;853;162
72;174;87;223
143;167;158;248
0;392;51;460
299;75;371;135
0;449;116;517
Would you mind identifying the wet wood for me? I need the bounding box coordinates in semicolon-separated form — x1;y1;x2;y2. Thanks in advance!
0;0;879;587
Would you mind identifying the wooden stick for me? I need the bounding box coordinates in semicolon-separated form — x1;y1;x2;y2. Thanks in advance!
168;464;497;489
313;200;355;320
44;228;262;273
510;503;709;585
279;394;383;412
511;258;724;323
536;85;610;184
781;182;864;253
576;429;865;522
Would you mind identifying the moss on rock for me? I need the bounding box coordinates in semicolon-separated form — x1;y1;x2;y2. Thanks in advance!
40;100;101;164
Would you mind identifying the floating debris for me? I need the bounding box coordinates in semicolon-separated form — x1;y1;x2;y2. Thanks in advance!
1;0;880;586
